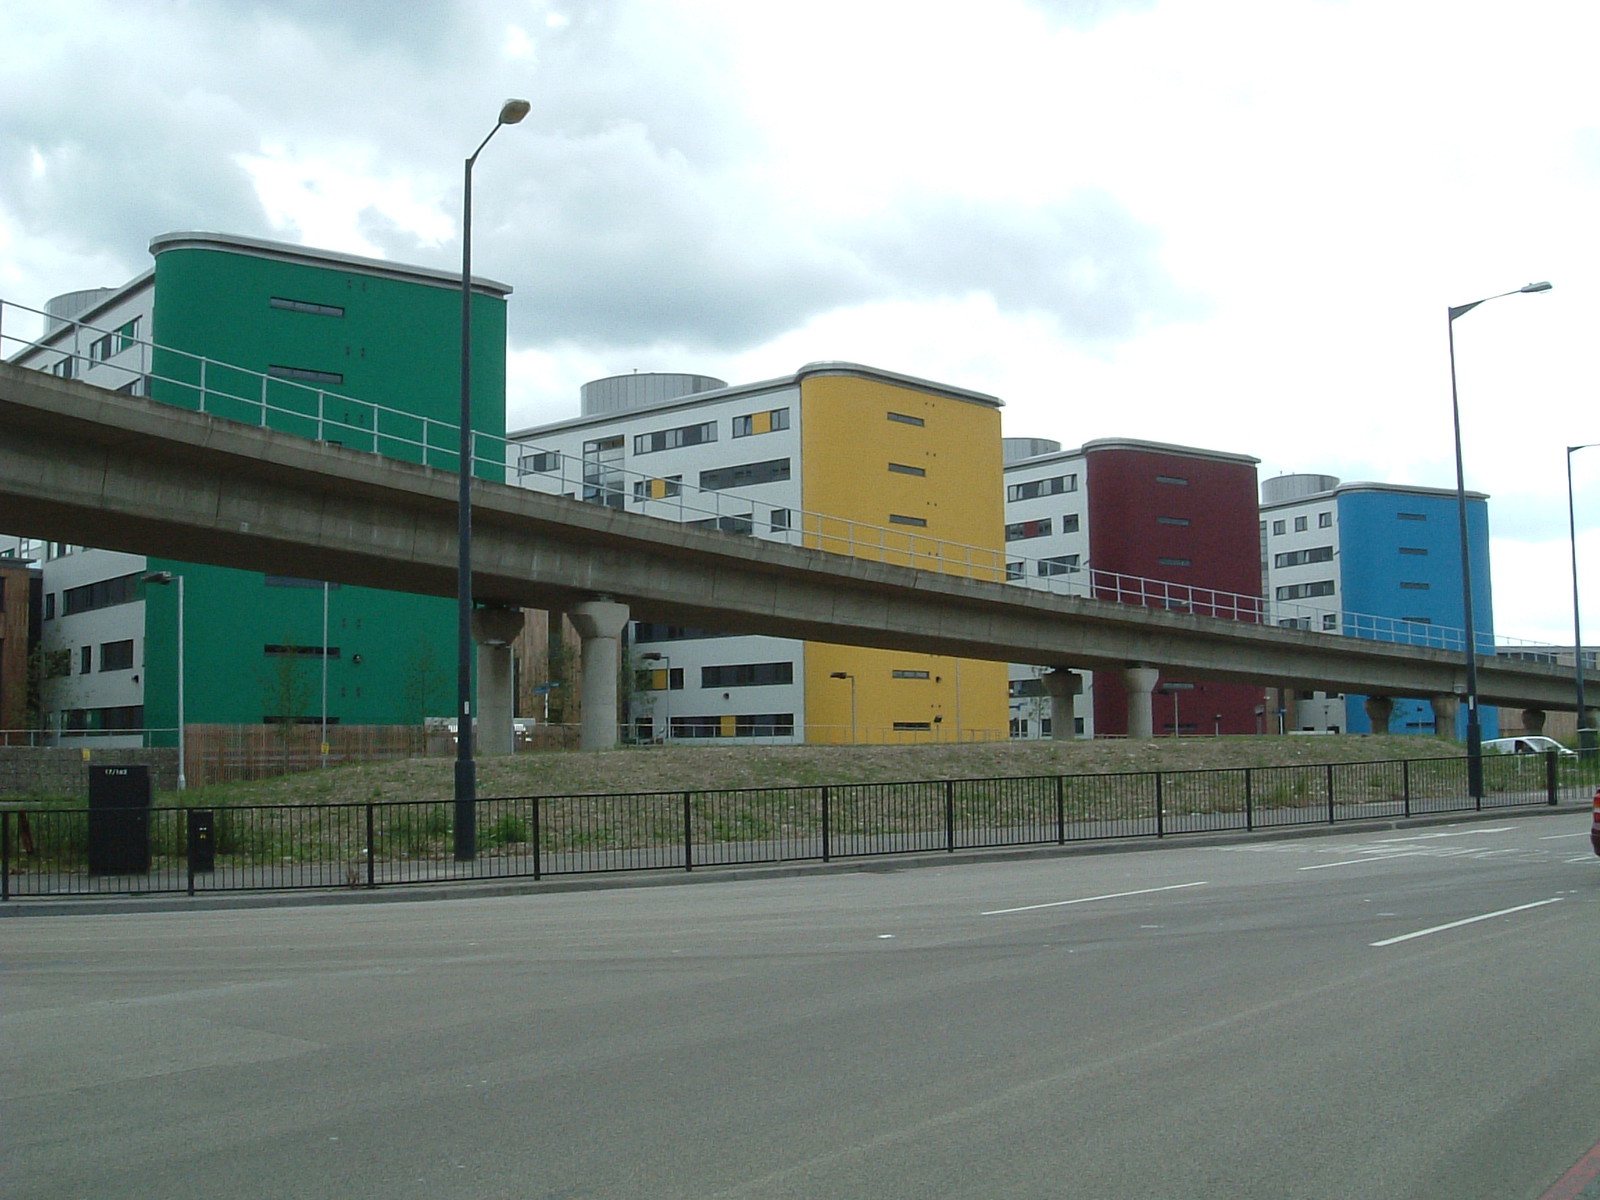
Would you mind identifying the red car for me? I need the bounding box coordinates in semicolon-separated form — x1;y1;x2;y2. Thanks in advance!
1592;786;1600;857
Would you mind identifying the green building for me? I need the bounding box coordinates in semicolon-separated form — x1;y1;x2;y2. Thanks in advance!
8;232;511;742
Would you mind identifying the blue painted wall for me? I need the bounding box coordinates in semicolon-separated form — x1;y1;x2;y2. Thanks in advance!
1336;488;1497;739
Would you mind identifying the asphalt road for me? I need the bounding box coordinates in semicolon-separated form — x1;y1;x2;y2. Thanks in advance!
5;811;1599;1200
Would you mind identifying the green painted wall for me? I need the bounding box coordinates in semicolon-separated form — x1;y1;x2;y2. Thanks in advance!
140;243;506;738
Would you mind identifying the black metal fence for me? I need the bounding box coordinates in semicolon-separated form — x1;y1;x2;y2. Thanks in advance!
1;752;1585;900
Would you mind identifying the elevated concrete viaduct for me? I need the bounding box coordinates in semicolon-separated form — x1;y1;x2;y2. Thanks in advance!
2;361;1590;748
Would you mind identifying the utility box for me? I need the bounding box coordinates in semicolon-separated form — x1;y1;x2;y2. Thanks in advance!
87;765;152;875
187;809;215;873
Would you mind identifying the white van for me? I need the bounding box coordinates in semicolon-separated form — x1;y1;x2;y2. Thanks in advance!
1482;735;1577;758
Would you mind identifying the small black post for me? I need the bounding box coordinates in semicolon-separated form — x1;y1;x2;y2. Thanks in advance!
1403;759;1412;818
1155;774;1165;838
821;786;831;862
944;779;955;852
1546;750;1559;806
531;797;542;881
683;792;693;872
2;811;11;902
186;810;196;897
365;803;376;888
1055;775;1065;845
1326;764;1336;824
1244;769;1254;832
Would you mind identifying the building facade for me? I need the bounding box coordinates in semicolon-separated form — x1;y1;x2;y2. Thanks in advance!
509;364;1010;744
1259;474;1497;738
4;232;511;744
1002;438;1265;738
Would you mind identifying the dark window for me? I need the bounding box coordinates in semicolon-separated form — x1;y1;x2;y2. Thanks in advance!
635;421;716;455
632;623;730;642
699;458;791;490
1274;546;1334;568
1005;561;1024;581
520;451;563;473
263;644;341;657
1271;520;1286;535
669;715;723;739
888;462;926;476
1398;547;1429;556
1157;516;1191;526
270;296;345;317
1007;475;1076;502
99;639;134;671
1397;512;1427;521
686;513;754;534
80;645;92;674
50;356;76;379
1158;557;1192;567
633;476;683;500
1009;678;1046;697
887;411;924;426
268;365;344;385
892;669;930;680
1005;518;1053;541
1155;475;1188;486
44;592;56;620
700;661;794;688
732;408;789;437
1276;580;1335;600
893;721;932;732
770;508;792;532
1062;513;1080;533
736;713;794;737
1318;512;1333;528
265;576;339;589
1399;581;1430;590
889;514;927;527
63;572;141;616
1037;555;1080;576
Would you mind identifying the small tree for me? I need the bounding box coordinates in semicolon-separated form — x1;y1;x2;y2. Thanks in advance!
260;648;316;768
399;643;448;727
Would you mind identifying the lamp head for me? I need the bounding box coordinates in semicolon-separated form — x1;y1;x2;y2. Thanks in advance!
499;98;531;125
1520;281;1553;293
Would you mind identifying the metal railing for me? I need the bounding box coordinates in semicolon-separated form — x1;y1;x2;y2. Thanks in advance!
1;752;1582;900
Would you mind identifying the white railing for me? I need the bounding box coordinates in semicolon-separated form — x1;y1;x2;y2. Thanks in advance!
1;296;1555;658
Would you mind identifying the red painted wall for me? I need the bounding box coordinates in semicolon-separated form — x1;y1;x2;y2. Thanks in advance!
1084;446;1264;736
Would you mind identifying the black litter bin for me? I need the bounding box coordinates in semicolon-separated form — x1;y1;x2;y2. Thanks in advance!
87;765;152;875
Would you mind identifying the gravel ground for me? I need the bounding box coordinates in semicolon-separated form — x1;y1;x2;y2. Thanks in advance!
172;734;1468;806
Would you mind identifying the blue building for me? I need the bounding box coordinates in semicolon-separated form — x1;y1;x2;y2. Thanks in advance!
1260;475;1496;739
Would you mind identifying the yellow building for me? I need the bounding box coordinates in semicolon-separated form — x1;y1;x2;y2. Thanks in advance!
509;363;1009;744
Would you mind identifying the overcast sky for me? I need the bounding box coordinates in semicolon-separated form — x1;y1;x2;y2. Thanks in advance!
3;0;1598;645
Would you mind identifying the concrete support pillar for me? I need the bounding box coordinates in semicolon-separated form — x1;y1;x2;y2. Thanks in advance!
570;598;630;751
1521;708;1547;736
1363;695;1394;734
1431;694;1461;739
1124;665;1160;740
1041;669;1083;740
472;606;525;757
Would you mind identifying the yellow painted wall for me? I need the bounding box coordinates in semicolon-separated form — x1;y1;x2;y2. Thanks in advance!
798;372;1008;743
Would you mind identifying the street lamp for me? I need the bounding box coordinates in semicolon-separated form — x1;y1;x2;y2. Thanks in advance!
641;652;672;743
1447;280;1551;800
142;571;185;791
1568;443;1599;759
829;671;857;744
455;97;530;862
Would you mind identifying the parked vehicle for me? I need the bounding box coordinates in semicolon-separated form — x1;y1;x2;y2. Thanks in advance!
1591;787;1600;857
1481;736;1578;758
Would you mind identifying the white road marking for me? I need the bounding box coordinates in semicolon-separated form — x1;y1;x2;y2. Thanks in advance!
1299;851;1430;871
1368;827;1514;843
1370;898;1563;947
982;881;1206;916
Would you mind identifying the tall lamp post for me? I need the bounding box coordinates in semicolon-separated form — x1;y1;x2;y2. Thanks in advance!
1447;280;1551;800
142;571;185;792
829;671;857;744
455;98;530;862
1568;443;1599;758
